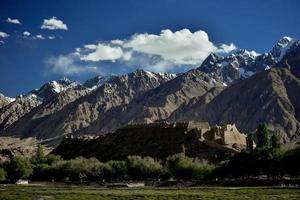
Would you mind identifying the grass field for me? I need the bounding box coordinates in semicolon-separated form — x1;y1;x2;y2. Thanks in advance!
0;185;299;200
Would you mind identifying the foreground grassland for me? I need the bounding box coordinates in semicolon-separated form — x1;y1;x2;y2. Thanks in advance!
0;185;299;200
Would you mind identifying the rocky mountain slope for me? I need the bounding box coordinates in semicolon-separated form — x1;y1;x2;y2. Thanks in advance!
0;78;81;132
2;85;89;138
2;70;176;140
0;93;14;109
81;69;223;134
197;36;298;85
170;67;300;144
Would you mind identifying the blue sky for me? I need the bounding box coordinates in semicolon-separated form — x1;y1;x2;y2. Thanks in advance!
0;0;300;97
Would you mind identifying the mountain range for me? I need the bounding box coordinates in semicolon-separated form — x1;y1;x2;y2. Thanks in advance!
1;36;299;147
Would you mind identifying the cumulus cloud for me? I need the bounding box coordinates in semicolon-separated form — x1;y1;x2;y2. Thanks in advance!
45;53;98;75
41;17;68;30
6;17;21;25
77;29;236;66
46;28;238;75
0;32;9;38
23;31;31;37
0;32;9;44
216;43;237;55
48;36;55;40
80;44;127;62
124;29;217;65
35;34;45;40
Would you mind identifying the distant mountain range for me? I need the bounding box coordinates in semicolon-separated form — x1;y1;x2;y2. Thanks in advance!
1;36;299;147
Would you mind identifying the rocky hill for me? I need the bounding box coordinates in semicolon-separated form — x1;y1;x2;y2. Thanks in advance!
52;122;246;162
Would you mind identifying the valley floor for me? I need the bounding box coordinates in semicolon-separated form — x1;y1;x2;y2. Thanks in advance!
0;185;299;200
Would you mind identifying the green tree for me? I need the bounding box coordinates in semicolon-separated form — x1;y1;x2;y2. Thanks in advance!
257;123;269;148
0;168;6;181
31;144;45;165
6;156;33;181
271;134;281;149
246;132;254;151
166;154;213;180
45;154;62;165
127;155;165;179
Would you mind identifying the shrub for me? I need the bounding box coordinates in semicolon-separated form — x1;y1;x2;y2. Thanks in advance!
102;160;128;180
166;154;213;180
127;155;165;179
5;156;33;181
44;154;62;165
0;168;6;181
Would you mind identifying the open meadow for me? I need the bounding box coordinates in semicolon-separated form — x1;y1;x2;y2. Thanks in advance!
0;185;299;200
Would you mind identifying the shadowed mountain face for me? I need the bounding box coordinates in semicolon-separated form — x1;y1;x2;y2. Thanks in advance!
52;122;245;162
0;37;300;147
170;68;300;144
79;69;223;134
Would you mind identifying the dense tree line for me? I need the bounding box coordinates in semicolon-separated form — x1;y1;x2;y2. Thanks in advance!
0;146;213;182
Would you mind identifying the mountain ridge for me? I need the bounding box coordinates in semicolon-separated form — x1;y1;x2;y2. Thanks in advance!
1;36;300;146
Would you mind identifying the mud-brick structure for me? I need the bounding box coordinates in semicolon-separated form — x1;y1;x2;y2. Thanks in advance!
201;124;246;146
125;120;246;147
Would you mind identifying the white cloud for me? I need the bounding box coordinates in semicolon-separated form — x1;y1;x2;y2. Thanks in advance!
6;17;21;25
48;36;55;40
124;29;217;65
46;28;237;75
46;54;98;75
23;31;31;37
111;39;124;45
80;44;126;62
0;32;9;43
217;43;237;54
76;29;237;67
0;32;9;38
84;44;97;50
35;34;45;40
41;17;68;30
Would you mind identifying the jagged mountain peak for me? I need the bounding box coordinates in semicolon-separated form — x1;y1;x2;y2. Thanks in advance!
29;78;80;102
0;93;15;109
271;36;298;62
198;37;299;86
83;75;112;90
232;49;260;59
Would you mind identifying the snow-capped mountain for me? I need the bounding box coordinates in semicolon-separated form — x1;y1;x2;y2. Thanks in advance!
2;69;177;139
270;36;298;62
29;77;80;102
83;75;113;90
0;93;15;109
83;71;176;91
198;36;299;85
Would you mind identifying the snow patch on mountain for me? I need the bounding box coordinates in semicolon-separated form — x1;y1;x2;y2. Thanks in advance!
271;36;297;62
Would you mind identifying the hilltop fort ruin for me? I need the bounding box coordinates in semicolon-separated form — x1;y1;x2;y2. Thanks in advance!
53;121;247;162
